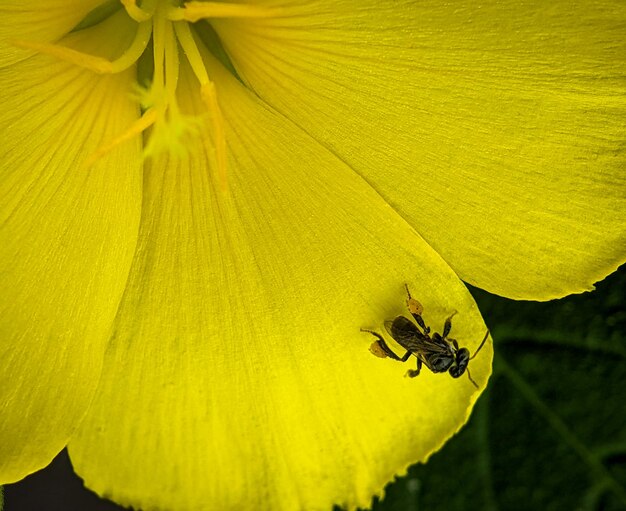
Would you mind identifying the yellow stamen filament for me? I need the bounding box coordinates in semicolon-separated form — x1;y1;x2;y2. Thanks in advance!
152;11;167;96
121;0;154;22
83;108;158;169
172;22;207;86
12;21;152;74
174;21;228;190
169;1;281;22
164;21;180;101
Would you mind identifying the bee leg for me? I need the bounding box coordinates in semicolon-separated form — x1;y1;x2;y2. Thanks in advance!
361;329;411;361
404;284;430;334
466;367;479;389
411;311;430;335
442;311;458;339
405;358;422;378
470;330;490;359
449;338;459;351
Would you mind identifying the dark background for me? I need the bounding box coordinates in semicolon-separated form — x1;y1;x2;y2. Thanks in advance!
4;266;626;511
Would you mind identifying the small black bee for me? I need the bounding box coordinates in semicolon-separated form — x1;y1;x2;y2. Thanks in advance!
361;284;489;388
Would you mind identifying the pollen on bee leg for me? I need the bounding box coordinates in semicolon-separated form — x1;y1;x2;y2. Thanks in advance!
404;284;424;315
369;341;390;359
406;298;424;316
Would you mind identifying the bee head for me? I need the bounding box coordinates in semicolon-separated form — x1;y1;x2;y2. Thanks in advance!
449;347;470;378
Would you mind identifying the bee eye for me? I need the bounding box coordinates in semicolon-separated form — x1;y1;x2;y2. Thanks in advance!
449;364;466;378
456;348;470;366
449;348;470;378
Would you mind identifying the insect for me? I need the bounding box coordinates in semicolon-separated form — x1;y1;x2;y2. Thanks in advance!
361;284;489;388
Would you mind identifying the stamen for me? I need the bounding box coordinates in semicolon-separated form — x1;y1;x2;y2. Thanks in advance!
168;1;282;22
121;0;154;22
83;108;158;169
151;12;167;95
164;20;179;102
173;22;209;89
140;9;199;160
12;20;152;74
174;21;228;190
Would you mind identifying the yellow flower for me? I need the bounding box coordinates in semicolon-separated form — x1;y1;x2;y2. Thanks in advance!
1;1;624;510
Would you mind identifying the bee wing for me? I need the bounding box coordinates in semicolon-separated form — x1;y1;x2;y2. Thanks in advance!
384;316;422;343
384;316;436;353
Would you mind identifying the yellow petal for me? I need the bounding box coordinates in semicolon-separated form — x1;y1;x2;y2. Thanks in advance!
0;0;107;67
0;13;142;482
211;0;626;300
67;53;492;511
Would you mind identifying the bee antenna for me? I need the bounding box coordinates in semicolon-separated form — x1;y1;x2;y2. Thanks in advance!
469;329;490;360
404;283;412;299
466;367;478;389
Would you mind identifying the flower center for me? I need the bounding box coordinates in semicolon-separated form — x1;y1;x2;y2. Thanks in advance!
13;0;279;189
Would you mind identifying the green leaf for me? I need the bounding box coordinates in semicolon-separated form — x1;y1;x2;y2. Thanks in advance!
370;265;626;510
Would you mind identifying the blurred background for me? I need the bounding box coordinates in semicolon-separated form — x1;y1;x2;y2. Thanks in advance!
4;265;625;511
